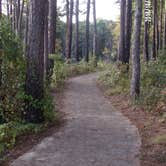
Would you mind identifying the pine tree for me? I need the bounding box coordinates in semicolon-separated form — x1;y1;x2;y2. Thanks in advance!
130;0;142;98
25;0;47;123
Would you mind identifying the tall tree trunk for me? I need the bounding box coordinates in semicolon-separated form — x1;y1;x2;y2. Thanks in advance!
25;0;46;123
48;0;57;54
68;0;73;58
125;0;132;64
66;0;73;61
13;0;17;32
13;0;16;31
93;0;97;65
156;1;160;52
24;1;29;55
144;22;150;62
159;0;164;50
65;0;69;59
44;0;49;77
118;0;126;63
7;0;10;18
130;0;142;98
9;0;13;28
152;0;157;59
15;0;20;34
0;0;2;87
157;19;160;52
85;0;90;62
164;5;166;47
144;0;151;62
18;0;25;37
0;0;2;18
75;0;79;61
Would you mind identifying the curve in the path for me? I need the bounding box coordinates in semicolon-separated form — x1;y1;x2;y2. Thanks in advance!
11;73;141;166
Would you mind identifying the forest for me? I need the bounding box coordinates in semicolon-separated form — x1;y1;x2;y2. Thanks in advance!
0;0;166;166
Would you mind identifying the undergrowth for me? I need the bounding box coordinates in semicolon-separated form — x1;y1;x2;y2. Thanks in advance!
0;122;42;157
98;54;166;116
139;54;166;114
0;51;105;157
0;19;57;157
98;62;130;95
51;54;106;85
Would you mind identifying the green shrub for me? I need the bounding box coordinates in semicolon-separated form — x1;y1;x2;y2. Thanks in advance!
66;59;97;77
139;54;166;111
42;91;56;122
68;62;89;76
98;62;129;93
141;57;166;89
0;20;59;157
50;54;107;81
50;54;67;88
0;18;25;123
98;54;166;113
0;122;42;155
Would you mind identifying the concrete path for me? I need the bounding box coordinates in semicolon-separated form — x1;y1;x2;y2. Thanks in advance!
11;73;141;166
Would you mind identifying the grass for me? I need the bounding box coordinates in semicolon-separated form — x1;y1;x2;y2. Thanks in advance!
0;122;43;156
152;134;166;144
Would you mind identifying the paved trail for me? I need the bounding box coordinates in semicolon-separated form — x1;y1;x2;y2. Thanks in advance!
11;73;141;166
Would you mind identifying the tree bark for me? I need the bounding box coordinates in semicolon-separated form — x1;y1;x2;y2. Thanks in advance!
130;0;142;98
6;0;10;18
144;21;150;62
159;0;164;50
44;0;49;77
66;0;73;61
85;0;91;62
25;0;46;123
15;0;20;34
13;0;16;31
93;0;97;65
152;0;157;59
144;0;151;62
0;0;2;18
125;0;132;64
48;0;57;54
0;0;2;87
65;0;69;59
164;5;166;47
24;1;29;55
9;0;13;28
18;0;25;36
118;0;126;63
75;0;79;61
157;18;160;52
